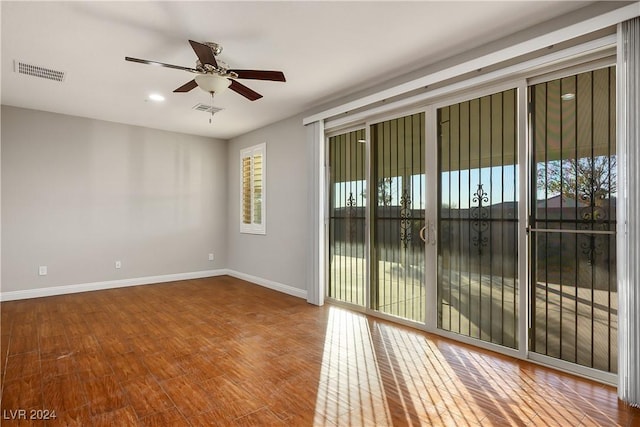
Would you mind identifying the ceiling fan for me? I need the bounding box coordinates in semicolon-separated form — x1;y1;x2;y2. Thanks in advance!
125;40;286;101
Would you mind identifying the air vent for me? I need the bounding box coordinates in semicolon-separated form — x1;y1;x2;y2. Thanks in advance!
14;60;65;82
192;103;223;114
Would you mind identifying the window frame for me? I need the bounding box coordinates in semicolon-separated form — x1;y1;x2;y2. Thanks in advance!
240;143;266;235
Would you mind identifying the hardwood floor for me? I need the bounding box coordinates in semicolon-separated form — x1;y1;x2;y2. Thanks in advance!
1;276;638;426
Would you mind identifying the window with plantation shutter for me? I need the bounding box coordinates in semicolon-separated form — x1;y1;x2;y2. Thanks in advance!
240;143;266;234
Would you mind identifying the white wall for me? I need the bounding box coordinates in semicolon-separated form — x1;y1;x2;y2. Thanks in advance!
227;114;308;294
1;106;228;294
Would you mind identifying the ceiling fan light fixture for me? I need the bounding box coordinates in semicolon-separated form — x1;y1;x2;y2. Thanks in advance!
195;74;231;94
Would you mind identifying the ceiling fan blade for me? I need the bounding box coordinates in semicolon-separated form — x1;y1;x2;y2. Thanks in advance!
125;57;197;73
229;80;263;101
189;40;218;68
230;69;286;82
173;79;198;93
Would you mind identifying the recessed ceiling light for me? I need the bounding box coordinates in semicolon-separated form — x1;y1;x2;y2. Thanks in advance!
561;93;575;101
148;93;165;102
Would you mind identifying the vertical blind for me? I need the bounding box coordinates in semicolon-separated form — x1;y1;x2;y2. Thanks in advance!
617;16;640;408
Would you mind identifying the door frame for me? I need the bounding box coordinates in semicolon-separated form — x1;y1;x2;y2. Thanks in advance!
524;61;618;385
422;79;529;362
325;107;432;330
325;125;368;309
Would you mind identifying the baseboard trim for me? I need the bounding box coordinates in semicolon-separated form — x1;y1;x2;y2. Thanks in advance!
225;270;308;300
0;269;229;302
0;269;308;302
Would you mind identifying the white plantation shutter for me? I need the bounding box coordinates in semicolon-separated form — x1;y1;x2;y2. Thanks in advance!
242;156;252;225
252;153;263;225
240;143;266;234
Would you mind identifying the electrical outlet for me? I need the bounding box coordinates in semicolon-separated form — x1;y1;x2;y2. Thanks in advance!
115;261;122;269
208;253;214;261
39;266;47;276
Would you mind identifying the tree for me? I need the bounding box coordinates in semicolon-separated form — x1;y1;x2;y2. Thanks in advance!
361;177;395;206
538;155;616;207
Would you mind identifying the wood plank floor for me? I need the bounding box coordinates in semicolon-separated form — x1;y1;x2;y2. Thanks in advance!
1;276;638;426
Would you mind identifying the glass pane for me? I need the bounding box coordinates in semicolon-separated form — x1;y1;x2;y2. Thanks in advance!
370;113;425;323
437;89;519;349
530;67;617;373
328;129;366;306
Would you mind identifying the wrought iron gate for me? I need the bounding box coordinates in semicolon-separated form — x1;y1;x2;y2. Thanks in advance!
328;116;426;324
437;88;519;348
370;113;426;322
328;129;366;306
529;67;617;373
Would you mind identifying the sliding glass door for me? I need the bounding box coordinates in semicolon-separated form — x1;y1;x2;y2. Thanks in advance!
327;114;426;323
370;113;426;322
436;89;519;348
529;67;617;373
325;63;618;380
328;129;366;306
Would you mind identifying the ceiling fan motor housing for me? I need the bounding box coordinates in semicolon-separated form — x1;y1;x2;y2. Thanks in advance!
195;59;237;79
204;42;223;56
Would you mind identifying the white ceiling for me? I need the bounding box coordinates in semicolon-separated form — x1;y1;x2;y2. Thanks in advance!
1;1;594;140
